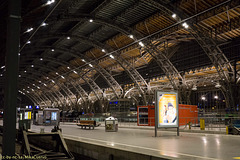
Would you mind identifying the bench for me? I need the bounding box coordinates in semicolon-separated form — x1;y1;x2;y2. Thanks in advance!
77;120;100;129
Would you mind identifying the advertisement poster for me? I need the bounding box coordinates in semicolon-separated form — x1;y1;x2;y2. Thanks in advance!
24;111;31;120
157;91;178;128
51;112;57;121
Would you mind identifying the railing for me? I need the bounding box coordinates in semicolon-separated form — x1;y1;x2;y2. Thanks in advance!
60;116;240;133
60;117;78;123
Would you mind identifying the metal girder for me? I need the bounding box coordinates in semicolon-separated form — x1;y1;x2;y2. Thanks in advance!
30;92;46;105
20;86;47;106
97;1;184;99
91;0;115;15
31;34;106;49
26;93;40;106
57;82;76;104
147;0;235;81
114;54;148;104
159;0;236;108
189;26;234;82
140;0;173;16
18;78;62;106
19;71;68;106
24;1;185;105
20;56;75;69
27;63;101;101
75;67;103;100
24;46;123;99
23;65;76;105
47;46;147;101
46;91;61;106
48;14;141;37
25;3;151;101
68;80;89;103
144;42;184;89
21;62;99;104
82;56;123;99
137;0;194;104
92;63;123;98
20;63;88;105
39;92;53;106
29;45;148;103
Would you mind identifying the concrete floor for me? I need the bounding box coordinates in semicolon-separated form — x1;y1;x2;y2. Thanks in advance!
27;123;240;160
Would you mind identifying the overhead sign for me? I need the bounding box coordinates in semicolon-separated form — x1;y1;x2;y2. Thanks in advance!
156;91;178;128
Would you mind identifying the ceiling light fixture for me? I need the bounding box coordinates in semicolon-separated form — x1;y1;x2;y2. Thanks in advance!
67;36;70;40
89;64;93;67
182;22;189;29
201;96;206;100
89;19;93;22
46;0;55;5
172;13;177;18
26;28;33;33
41;22;47;26
27;41;31;44
109;55;114;59
102;49;106;52
51;49;54;52
139;41;144;47
129;35;134;39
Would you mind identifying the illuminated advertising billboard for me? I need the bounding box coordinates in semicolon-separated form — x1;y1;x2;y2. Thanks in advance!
24;111;32;120
156;91;178;128
51;112;57;121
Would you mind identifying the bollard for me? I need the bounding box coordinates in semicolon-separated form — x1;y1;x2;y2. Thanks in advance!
188;122;192;129
226;126;228;134
200;119;205;130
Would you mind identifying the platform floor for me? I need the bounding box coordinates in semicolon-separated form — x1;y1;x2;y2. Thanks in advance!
26;123;240;160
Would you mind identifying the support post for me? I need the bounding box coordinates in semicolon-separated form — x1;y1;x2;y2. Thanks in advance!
3;0;21;156
155;91;158;137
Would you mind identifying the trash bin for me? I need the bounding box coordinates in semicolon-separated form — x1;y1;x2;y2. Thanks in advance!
19;119;31;130
105;116;118;132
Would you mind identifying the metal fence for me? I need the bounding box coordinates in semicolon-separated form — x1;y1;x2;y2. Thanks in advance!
60;116;240;132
